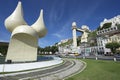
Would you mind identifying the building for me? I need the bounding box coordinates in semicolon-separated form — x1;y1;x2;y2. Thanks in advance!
97;15;120;54
100;15;120;28
57;39;69;45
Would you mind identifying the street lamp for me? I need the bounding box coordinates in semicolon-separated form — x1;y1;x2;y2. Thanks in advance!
2;59;6;78
82;42;86;59
95;47;98;60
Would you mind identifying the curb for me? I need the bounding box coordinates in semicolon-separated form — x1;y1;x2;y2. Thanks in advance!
64;59;87;80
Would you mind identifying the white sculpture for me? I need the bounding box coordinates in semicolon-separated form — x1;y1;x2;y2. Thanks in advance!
72;22;90;48
5;1;47;62
78;25;89;43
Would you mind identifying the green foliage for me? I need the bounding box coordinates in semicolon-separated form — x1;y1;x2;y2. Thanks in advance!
97;23;112;30
38;46;58;54
0;46;8;56
105;42;120;54
88;31;97;46
97;26;101;31
59;39;73;47
116;24;120;30
66;59;120;80
90;42;96;46
50;46;58;53
58;37;82;47
102;23;112;29
88;31;97;38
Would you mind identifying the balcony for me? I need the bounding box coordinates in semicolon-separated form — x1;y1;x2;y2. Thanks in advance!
97;26;120;36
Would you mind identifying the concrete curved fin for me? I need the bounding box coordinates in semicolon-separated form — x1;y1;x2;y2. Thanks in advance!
31;9;47;38
11;25;38;38
4;1;27;32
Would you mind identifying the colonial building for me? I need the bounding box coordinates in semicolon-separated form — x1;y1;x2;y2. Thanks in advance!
97;15;120;54
100;15;120;28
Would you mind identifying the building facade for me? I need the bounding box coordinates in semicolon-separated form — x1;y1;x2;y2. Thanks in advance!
97;15;120;54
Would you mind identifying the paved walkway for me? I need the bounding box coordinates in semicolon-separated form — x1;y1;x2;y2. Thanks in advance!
0;59;85;80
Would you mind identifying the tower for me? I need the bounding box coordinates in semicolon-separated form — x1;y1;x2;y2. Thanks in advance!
72;22;77;48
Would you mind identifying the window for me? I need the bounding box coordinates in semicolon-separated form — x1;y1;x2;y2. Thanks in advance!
114;27;116;30
111;28;113;30
105;29;107;32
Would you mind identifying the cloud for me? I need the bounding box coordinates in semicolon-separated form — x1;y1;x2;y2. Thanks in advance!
52;33;63;39
52;19;73;40
48;0;66;28
38;39;48;47
0;39;9;42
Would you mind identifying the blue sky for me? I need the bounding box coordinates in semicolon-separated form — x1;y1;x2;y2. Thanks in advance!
0;0;120;48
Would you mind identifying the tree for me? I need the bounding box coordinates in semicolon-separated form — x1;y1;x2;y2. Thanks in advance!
97;23;112;30
50;46;58;53
0;46;8;56
88;31;97;46
38;45;58;54
105;42;120;54
116;24;120;30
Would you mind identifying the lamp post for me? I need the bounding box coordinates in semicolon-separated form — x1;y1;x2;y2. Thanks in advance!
95;47;98;60
82;42;86;59
2;59;6;78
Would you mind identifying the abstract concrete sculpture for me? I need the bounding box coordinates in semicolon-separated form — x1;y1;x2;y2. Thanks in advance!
5;1;47;62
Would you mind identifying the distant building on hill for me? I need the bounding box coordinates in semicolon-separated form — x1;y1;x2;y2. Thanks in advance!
57;39;69;45
100;15;120;28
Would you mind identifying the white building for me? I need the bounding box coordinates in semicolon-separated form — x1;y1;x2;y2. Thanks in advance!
100;15;120;28
58;45;72;54
57;39;69;45
97;15;120;54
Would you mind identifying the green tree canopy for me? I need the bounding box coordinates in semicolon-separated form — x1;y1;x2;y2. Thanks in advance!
38;45;58;54
97;23;112;30
105;42;120;54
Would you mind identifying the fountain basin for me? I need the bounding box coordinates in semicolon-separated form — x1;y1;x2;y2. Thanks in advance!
0;56;63;72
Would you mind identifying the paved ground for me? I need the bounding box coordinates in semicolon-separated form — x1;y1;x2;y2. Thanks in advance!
0;59;85;80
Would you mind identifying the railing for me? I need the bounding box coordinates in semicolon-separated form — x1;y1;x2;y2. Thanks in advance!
97;26;118;35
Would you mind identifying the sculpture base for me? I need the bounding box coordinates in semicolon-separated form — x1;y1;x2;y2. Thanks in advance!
6;33;38;62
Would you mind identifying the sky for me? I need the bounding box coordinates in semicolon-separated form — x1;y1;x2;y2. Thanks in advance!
0;0;120;48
